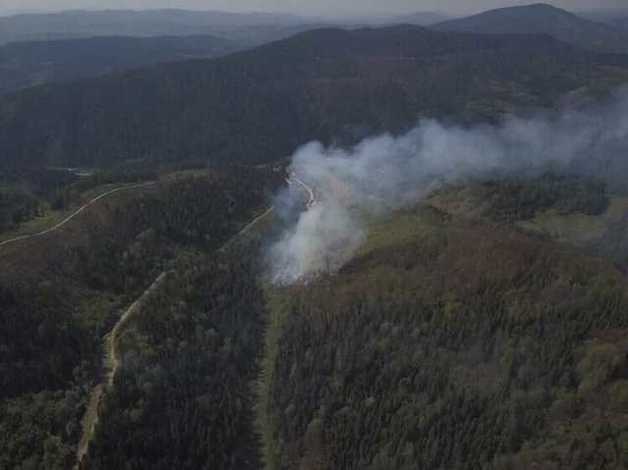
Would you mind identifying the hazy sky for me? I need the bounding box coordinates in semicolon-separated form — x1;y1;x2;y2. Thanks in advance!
1;0;626;18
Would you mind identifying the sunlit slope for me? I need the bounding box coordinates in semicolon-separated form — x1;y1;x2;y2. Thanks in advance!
261;196;628;469
429;177;628;267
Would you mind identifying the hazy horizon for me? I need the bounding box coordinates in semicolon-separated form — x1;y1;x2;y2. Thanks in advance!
2;0;627;19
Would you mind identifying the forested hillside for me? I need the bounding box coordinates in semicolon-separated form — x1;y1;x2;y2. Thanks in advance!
1;12;628;470
0;165;281;469
0;35;240;95
86;240;268;470
433;3;628;53
1;25;627;169
260;178;628;469
616;18;628;31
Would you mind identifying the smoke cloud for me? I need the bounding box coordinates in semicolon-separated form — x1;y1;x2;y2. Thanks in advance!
269;88;628;284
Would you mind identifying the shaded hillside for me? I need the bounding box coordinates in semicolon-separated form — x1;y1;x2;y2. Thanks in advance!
613;18;628;31
1;25;627;170
0;35;241;95
434;3;628;53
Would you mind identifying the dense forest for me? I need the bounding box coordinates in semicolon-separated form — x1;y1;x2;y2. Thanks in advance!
0;35;240;95
1;9;628;470
0;164;281;469
0;184;44;231
470;174;609;223
4;169;627;469
86;240;267;469
0;159;227;238
260;191;628;469
1;26;628;169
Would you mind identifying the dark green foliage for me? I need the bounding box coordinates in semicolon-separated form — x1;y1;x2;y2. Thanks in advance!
0;167;78;213
0;165;278;470
87;241;267;470
72;167;279;292
0;35;240;95
483;174;609;221
1;26;626;169
0;281;96;399
0;185;43;230
0;389;86;470
265;207;628;469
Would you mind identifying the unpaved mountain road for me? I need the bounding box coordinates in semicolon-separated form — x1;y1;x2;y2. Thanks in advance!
75;172;313;469
0;181;156;249
75;271;171;469
288;172;317;209
74;204;278;469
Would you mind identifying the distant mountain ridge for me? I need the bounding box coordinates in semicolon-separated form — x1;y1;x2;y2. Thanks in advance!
386;11;452;26
0;9;318;46
433;3;628;53
0;35;241;95
612;17;628;31
1;25;626;171
578;8;628;27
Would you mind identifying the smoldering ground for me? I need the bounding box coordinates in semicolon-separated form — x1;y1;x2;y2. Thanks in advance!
268;88;628;284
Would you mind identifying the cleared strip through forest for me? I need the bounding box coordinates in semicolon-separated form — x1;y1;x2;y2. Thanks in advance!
75;172;313;469
74;203;277;469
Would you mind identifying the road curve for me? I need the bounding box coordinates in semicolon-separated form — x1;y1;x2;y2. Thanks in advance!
0;181;156;249
288;172;317;209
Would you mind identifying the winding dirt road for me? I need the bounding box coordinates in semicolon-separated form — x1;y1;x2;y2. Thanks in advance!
74;173;314;469
0;182;156;249
288;172;317;209
218;206;276;254
75;271;171;469
74;203;279;469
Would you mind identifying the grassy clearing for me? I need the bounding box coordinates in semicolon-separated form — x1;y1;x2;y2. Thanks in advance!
255;205;451;470
517;210;608;244
0;210;65;242
0;182;158;245
357;205;448;258
519;196;628;246
257;284;294;470
262;198;628;469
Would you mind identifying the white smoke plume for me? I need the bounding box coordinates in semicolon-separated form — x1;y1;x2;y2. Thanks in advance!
269;88;628;284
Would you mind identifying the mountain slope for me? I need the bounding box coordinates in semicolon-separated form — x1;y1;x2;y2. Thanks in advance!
579;9;628;27
0;35;241;95
261;194;628;469
613;17;628;31
1;25;627;170
434;3;628;53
